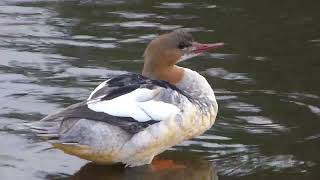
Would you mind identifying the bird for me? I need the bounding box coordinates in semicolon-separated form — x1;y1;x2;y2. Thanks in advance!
28;29;224;167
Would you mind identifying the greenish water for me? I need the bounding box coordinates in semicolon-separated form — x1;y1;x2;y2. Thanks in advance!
0;0;319;179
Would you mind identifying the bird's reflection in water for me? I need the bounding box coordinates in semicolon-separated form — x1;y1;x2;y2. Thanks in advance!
70;151;218;180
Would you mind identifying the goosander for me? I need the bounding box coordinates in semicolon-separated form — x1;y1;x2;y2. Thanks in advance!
30;29;224;167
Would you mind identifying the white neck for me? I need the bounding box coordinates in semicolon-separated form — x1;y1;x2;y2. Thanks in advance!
176;68;218;111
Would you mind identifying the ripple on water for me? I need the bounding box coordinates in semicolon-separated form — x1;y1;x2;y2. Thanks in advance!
208;53;241;60
0;131;86;180
97;21;181;30
307;105;320;116
216;89;290;135
155;2;192;9
226;101;261;113
0;5;61;38
52;67;126;80
0;5;46;14
71;35;117;41
206;5;217;9
109;11;155;19
177;139;252;155
41;38;117;49
215;152;313;176
118;34;157;43
0;81;87;115
0;48;74;70
206;68;254;84
286;92;319;100
287;100;320;117
236;116;288;134
249;56;269;61
283;92;320;116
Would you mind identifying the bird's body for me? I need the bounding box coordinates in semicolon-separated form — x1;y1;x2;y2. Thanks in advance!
29;29;223;167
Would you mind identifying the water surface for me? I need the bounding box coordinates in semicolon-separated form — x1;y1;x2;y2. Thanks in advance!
0;0;320;179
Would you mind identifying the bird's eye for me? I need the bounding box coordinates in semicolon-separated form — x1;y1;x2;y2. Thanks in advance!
178;42;190;49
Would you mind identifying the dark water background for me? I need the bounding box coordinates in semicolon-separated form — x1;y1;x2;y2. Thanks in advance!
0;0;320;179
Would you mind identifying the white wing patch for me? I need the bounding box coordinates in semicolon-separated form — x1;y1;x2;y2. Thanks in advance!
138;100;180;121
87;88;180;122
88;80;109;100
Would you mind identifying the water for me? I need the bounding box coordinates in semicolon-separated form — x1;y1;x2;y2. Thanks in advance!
0;0;319;179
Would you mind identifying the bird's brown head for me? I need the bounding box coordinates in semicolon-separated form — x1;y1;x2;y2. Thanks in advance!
142;29;224;84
